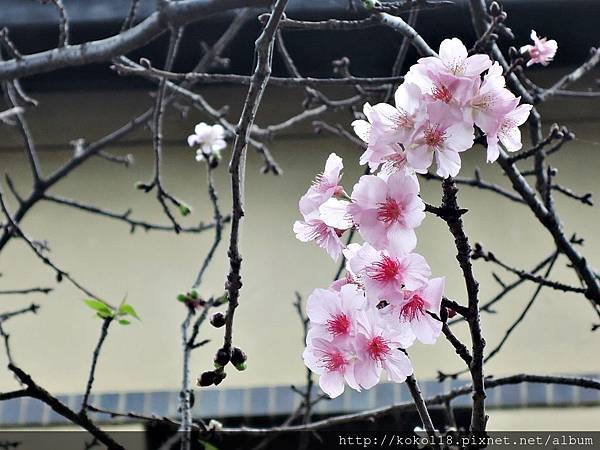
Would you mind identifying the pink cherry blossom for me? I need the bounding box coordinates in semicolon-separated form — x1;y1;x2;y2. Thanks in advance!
293;212;346;261
318;198;353;231
299;153;344;215
303;335;360;398
429;37;492;78
407;102;475;178
406;64;477;109
469;63;520;162
330;271;359;292
406;38;491;108
352;103;400;172
306;285;366;341
520;30;557;67
345;242;431;304
353;309;414;388
485;103;533;162
389;277;445;345
347;172;425;252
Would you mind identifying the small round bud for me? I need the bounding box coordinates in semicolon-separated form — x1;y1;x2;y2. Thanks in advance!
231;347;247;366
213;370;227;386
234;362;247;371
214;347;231;368
210;312;226;328
197;371;216;387
179;204;191;217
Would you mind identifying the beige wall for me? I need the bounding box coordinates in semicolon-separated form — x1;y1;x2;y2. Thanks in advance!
1;82;599;427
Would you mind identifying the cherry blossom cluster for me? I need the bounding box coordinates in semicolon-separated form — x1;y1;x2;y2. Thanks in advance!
294;37;540;398
352;38;536;175
295;152;443;397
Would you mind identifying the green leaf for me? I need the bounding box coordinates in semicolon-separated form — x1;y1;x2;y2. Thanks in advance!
85;299;114;317
96;310;114;319
118;319;131;326
118;303;141;321
177;294;187;302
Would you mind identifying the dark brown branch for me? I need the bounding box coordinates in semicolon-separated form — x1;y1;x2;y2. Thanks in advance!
273;15;381;31
373;0;454;14
0;287;51;295
421;170;524;204
117;56;282;174
43;0;70;47
113;60;404;87
374;12;436;57
0;303;40;322
473;244;588;295
5;364;125;449
121;0;142;32
405;374;438;444
537;47;600;103
44;194;226;234
81;317;113;413
192;163;225;288
215;374;600;434
552;184;593;206
449;251;558;325
441;323;472;367
86;374;600;436
3;83;43;184
506;124;573;164
0;189;98;298
440;178;486;434
483;252;559;364
145;28;186;233
222;0;289;358
0;0;271;81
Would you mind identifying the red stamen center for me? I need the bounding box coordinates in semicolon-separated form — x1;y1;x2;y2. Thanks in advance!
366;256;402;283
400;295;425;321
377;198;404;224
424;124;447;150
432;84;453;103
313;173;338;193
322;351;347;372
327;313;351;337
367;336;390;361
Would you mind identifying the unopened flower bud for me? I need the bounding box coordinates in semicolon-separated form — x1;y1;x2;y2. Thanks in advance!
231;347;247;370
214;347;231;368
179;204;191;217
213;370;227;386
197;371;216;387
210;312;226;328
